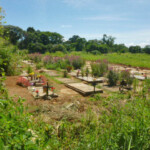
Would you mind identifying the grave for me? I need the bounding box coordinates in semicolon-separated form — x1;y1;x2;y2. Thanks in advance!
57;78;79;84
28;85;58;99
133;75;145;80
101;84;120;92
39;69;59;77
77;76;106;83
66;83;103;96
22;60;35;67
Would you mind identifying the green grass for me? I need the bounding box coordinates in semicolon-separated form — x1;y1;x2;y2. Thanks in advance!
74;52;150;68
47;52;150;69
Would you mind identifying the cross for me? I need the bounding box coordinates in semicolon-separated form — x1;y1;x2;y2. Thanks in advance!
45;82;52;97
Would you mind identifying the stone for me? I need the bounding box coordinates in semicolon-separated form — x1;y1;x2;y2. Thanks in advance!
77;76;106;83
56;78;79;84
66;83;103;96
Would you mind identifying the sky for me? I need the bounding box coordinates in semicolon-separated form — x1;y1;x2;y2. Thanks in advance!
1;0;150;47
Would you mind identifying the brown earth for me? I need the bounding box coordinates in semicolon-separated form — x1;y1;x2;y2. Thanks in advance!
5;75;106;124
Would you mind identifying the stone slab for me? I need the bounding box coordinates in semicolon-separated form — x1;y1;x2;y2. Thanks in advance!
39;69;60;77
65;83;103;96
28;86;57;99
77;76;106;83
56;78;79;84
134;75;145;80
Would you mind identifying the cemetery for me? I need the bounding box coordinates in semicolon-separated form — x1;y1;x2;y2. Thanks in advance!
16;58;150;100
17;71;58;100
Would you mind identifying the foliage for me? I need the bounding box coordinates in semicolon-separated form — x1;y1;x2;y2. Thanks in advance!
91;59;108;77
120;70;134;86
0;41;21;76
27;65;33;74
63;70;68;78
36;63;43;70
107;69;119;86
65;55;85;69
28;53;42;63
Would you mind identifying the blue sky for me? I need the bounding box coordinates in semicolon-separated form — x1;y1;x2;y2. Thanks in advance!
1;0;150;47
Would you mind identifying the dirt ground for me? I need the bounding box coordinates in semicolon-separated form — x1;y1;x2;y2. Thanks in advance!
5;75;104;124
5;60;150;124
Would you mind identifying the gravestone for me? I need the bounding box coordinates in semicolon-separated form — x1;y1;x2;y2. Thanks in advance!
66;82;103;96
77;76;106;83
57;78;79;84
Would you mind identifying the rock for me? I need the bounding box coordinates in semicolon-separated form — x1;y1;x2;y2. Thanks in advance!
65;103;79;111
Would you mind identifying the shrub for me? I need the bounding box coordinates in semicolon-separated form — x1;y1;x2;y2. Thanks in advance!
91;59;108;77
107;69;119;86
63;70;68;78
65;55;85;69
27;65;33;74
28;53;42;63
36;63;43;70
120;70;133;86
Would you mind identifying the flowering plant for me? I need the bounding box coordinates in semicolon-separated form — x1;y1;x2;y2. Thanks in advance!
29;72;34;76
35;90;39;93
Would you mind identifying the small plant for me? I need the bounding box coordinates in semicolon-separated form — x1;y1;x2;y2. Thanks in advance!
66;66;72;73
28;53;42;63
63;70;68;78
81;68;85;78
36;63;43;70
91;59;108;77
85;67;89;78
27;65;33;74
107;70;119;86
89;94;101;101
120;70;133;87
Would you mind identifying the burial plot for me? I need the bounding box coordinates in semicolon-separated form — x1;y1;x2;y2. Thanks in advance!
133;75;146;80
102;84;120;92
57;78;79;84
39;69;59;77
28;85;58;99
77;76;106;83
66;82;103;96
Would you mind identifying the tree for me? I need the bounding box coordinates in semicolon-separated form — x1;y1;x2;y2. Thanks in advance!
0;6;5;36
113;44;128;53
3;25;24;45
143;45;150;54
86;40;99;53
129;46;142;53
28;43;46;53
52;44;67;53
101;34;115;47
27;27;35;33
68;35;80;43
48;32;64;44
39;32;49;45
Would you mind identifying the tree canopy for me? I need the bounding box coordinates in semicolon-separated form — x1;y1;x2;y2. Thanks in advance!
1;25;150;54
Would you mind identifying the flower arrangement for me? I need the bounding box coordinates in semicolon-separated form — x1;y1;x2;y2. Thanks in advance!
29;72;34;76
17;77;30;87
51;87;55;95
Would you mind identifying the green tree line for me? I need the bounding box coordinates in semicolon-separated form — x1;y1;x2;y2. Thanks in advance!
2;25;150;54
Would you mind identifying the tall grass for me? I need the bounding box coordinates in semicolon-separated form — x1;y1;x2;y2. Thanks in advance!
47;52;150;68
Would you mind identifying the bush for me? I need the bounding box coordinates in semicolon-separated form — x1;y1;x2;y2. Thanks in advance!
27;65;33;74
91;59;108;77
28;53;42;63
107;69;119;86
65;55;85;69
120;70;133;86
36;63;43;70
0;45;20;76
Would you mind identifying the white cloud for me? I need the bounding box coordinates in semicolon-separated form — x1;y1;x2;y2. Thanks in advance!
81;15;128;21
63;0;96;7
61;25;72;28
